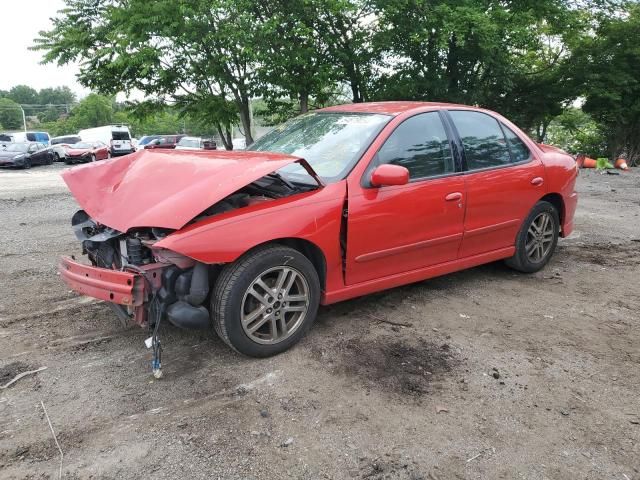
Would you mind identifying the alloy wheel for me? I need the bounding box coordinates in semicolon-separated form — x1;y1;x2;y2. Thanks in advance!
525;212;554;263
240;266;310;345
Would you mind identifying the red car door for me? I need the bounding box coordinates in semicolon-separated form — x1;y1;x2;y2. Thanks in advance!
446;110;546;258
345;112;465;285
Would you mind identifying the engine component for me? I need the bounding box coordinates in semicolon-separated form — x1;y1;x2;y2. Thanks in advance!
184;262;209;306
166;301;210;330
126;237;149;265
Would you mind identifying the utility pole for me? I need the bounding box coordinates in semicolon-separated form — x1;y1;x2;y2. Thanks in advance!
20;106;26;132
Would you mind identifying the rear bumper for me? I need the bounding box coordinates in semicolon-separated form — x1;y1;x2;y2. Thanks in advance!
561;191;578;237
110;149;134;157
58;256;145;306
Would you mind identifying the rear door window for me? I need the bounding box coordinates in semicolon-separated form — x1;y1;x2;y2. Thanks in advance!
449;111;511;170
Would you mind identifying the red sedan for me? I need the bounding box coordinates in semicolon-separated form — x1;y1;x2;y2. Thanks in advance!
59;102;577;367
64;141;110;164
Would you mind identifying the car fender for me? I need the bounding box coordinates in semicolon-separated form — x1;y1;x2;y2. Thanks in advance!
155;181;347;293
538;147;578;236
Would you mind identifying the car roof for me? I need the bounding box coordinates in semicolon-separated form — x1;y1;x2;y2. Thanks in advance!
318;101;470;116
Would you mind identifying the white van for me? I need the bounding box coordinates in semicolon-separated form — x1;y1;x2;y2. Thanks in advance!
78;125;134;157
0;131;51;146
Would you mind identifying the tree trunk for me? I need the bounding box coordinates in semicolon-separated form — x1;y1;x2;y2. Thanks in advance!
238;96;254;145
216;124;232;150
536;119;551;143
300;92;309;113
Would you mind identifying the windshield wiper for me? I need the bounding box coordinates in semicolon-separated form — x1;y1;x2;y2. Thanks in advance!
266;172;298;191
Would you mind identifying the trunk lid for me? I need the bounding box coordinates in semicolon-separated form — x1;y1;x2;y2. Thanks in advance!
61;149;318;232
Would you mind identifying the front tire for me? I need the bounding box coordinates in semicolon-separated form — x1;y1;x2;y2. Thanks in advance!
90;154;96;162
211;245;320;357
505;201;559;273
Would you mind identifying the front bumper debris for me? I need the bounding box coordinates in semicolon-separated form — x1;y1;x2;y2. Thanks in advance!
59;256;144;306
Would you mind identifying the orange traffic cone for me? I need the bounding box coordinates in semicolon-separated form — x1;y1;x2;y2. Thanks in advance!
581;157;597;168
614;158;629;170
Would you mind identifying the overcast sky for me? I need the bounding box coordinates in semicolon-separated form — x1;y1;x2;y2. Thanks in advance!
0;0;89;98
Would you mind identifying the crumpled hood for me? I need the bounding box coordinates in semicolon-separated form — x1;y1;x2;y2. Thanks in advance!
61;149;313;232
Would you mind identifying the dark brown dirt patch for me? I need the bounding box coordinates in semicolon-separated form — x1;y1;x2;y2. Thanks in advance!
0;361;34;386
314;335;456;397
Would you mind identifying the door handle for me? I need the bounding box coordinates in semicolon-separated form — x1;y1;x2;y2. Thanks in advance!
445;192;463;202
530;177;544;186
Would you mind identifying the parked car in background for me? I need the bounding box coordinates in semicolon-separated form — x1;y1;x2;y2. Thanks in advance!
232;137;246;150
136;135;161;151
78;125;134;157
50;135;82;162
64;141;110;164
144;134;186;150
59;101;577;361
0;131;51;146
175;136;217;150
0;142;54;168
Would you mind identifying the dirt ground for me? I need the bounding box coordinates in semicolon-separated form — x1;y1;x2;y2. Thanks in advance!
0;163;638;480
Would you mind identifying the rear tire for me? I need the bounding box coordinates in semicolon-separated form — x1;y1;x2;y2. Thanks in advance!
505;201;559;273
211;245;320;357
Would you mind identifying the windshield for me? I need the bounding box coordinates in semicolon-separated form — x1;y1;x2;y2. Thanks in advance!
71;142;92;149
249;112;390;183
4;143;29;152
52;136;80;145
138;136;158;146
178;138;200;148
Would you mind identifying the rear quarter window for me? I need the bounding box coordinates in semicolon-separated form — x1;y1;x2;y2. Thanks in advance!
502;125;531;163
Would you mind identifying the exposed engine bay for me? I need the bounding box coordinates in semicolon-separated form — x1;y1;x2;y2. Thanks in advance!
68;175;317;377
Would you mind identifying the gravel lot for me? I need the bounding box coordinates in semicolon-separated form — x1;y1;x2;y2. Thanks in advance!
0;163;639;479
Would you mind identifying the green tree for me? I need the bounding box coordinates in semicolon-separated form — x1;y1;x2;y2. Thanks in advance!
0;98;24;130
38;86;76;106
34;0;260;145
576;3;640;164
66;93;113;131
545;108;608;157
315;0;376;103
253;1;339;113
369;0;596;136
7;85;39;105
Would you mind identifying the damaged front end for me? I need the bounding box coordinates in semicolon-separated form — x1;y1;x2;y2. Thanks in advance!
59;211;215;377
58;149;323;376
60;209;212;331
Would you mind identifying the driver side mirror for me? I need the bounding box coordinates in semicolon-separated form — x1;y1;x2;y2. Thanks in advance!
370;164;410;187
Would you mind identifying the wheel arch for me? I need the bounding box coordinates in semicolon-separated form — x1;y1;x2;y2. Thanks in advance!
239;238;327;293
539;193;564;230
